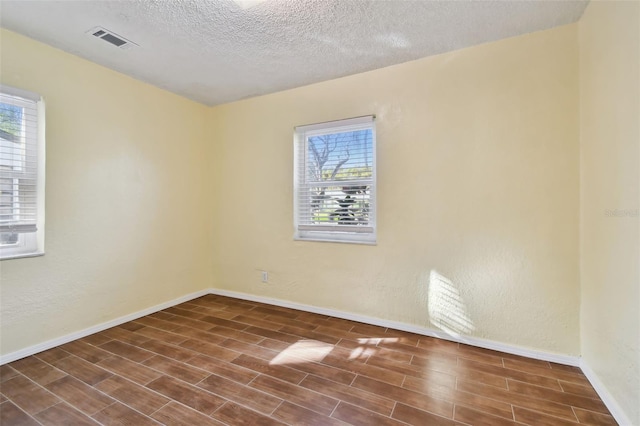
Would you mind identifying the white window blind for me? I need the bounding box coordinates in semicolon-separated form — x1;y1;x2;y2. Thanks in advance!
294;115;376;244
0;85;45;259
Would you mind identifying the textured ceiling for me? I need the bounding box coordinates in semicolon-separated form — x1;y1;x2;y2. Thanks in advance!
0;0;588;106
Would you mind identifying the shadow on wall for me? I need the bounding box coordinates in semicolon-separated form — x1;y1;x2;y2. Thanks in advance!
427;270;475;338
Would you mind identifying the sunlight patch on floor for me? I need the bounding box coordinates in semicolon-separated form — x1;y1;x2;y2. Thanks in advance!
269;340;334;365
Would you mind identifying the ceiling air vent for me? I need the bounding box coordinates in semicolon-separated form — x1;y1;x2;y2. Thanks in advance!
86;27;138;50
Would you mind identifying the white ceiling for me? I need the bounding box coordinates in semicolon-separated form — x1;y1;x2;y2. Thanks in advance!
0;0;588;106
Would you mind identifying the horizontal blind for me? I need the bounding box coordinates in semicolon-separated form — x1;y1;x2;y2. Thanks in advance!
295;116;375;235
0;90;40;234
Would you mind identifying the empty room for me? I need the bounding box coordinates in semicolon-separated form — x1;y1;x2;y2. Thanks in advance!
0;0;638;425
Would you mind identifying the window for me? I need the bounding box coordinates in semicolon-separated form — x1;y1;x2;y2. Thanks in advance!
0;85;45;260
294;115;376;244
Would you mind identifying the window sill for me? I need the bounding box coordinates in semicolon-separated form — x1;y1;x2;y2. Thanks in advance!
294;235;377;245
0;251;45;261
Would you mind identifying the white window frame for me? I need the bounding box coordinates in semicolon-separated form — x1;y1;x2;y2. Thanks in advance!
0;85;45;260
294;115;376;245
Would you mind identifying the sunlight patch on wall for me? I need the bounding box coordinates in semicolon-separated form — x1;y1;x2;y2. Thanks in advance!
428;270;475;338
232;0;267;10
269;340;333;365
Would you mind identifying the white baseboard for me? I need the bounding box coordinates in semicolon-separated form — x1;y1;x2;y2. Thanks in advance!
580;359;634;426
208;288;580;367
0;289;210;365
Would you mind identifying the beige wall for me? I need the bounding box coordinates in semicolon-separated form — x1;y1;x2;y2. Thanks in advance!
0;29;213;355
209;24;581;355
579;1;640;423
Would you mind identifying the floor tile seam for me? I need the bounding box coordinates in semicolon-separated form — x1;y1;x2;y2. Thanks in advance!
331;399;411;425
389;400;399;419
347;372;358;387
135;367;215;401
272;355;358;384
144;371;239;410
130;324;194;344
90;374;180;418
268;399;285;416
349;380;455;420
402;377;513;413
223;325;306;346
501;363;589;383
254;322;341;346
375;341;458;361
327;398;340;418
142;358;215;384
449;406;473;426
9;354;70;387
2;390;57;423
172;320;252;340
382;329;419;348
475;374;557;394
503;378;610;407
392;400;458;424
571;405;617;424
89;371;115;388
322;359;404;387
134;336;226;365
226;315;284;333
296;372;308;385
146;400;172;418
368;354;459;381
195;370;287;410
512;402;581;423
400;374;407;388
299;372;397;412
449;399;516;421
96;355;164;386
3;369;66;416
505;376;576;394
33;348;73;364
89;400;119;420
97;339;158;362
533;378;600;400
456;378;585;412
248;375;341;416
209;396;285;424
469;389;581;423
502;357;553;369
452;403;506;424
0;399;45;425
454;354;504;369
455;360;565;390
275;325;341;345
207;327;269;344
271;398;339;423
557;379;598;394
46;348;118;384
207;378;280;414
153;397;227;424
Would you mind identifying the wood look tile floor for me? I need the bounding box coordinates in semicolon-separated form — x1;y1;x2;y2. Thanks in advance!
0;295;617;425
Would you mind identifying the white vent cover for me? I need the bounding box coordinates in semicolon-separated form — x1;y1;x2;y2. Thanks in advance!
86;26;137;49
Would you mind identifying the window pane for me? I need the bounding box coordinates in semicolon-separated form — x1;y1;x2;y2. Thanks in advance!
307;129;373;183
0;102;24;142
308;185;370;226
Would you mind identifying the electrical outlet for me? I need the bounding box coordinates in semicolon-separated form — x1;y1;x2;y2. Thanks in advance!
261;270;268;283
